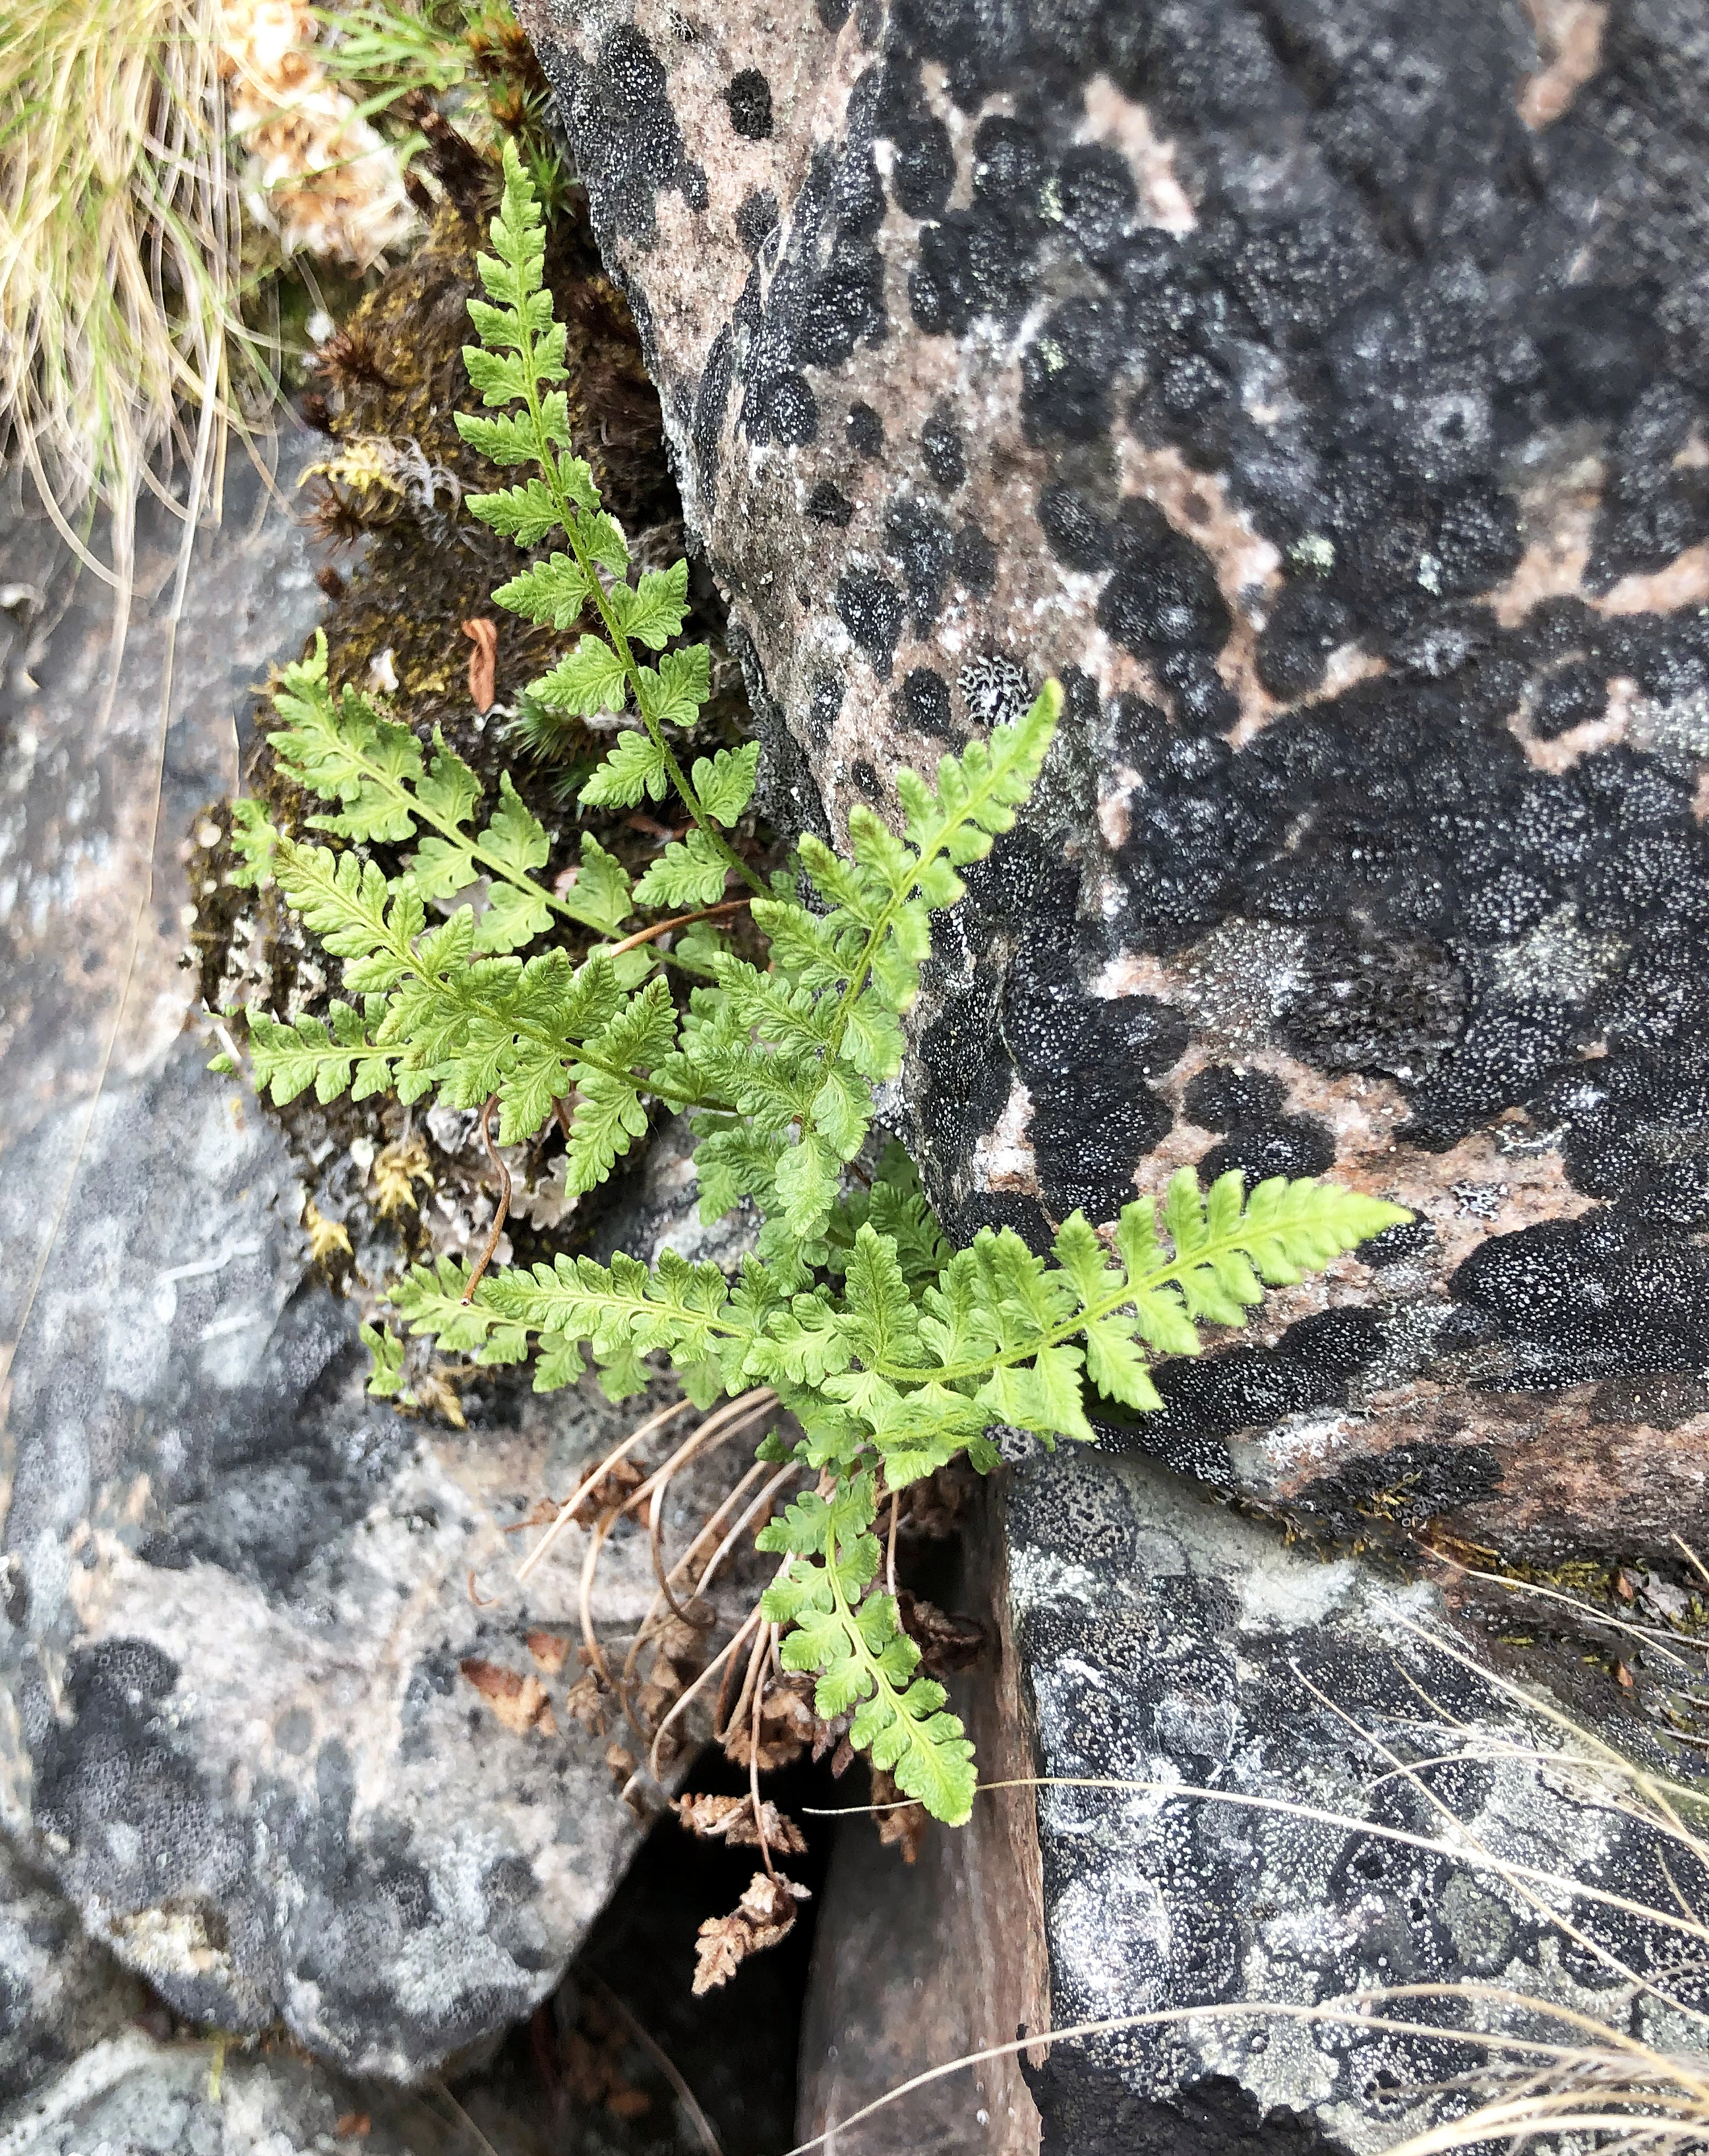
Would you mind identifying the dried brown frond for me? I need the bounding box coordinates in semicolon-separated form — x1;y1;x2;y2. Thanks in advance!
525;1630;571;1675
896;1589;988;1677
314;562;345;601
723;1673;817;1773
398;91;494;221
460;1656;556;1737
462;616;498;713
564;1667;609;1737
869;1768;928;1864
692;1870;810;1995
300;391;334;435
675;1792;808;1855
898;1463;974;1538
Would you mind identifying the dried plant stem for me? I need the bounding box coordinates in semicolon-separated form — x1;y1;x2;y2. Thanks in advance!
643;1607;765;1790
750;1625;777;1879
460;1094;510;1301
602;898;752;960
516;1395;698;1583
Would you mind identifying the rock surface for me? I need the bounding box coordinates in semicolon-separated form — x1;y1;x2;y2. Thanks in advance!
0;2031;459;2156
0;1835;146;2112
522;0;1709;1571
0;476;758;2076
1006;1448;1709;2156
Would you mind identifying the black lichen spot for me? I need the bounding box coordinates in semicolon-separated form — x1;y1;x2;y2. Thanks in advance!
835;568;904;679
768;373;818;446
808;668;844;744
1098;501;1231;661
572;25;688;247
1056;144;1137;264
952;523;997;597
1184;1064;1286;1131
816;0;851;26
807;480;854;526
1296;1440;1504;1537
909;111;1046;336
1021;297;1125;443
1532;661;1605;739
723;67;774;140
1256;582;1355;701
1038;485;1112;574
921;406;966;487
958;651;1031;729
884;493;954;630
873;59;954;218
851;758;882;801
1203;1117;1336;1186
847;402;884;457
692;326;733;499
1001;934;1185;1223
679;162;709;214
899;665;959;742
735;189;779;255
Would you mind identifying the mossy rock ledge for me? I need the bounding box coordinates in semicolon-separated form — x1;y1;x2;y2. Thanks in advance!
521;1;1709;2149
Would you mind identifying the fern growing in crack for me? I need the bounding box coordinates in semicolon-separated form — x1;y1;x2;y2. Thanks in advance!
215;142;1409;1827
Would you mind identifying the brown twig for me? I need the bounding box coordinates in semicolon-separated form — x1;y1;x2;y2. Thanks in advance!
602;898;751;959
750;1624;779;1880
461;1095;511;1302
886;1487;899;1598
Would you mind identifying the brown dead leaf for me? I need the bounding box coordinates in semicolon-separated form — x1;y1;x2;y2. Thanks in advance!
568;1458;645;1525
692;1870;811;1994
897;1589;988;1676
674;1791;808;1855
606;2089;653;2120
870;1767;927;1864
605;1740;636;1782
334;2116;371;2140
462;617;498;712
525;1630;571;1675
564;1668;609;1736
460;1657;557;1737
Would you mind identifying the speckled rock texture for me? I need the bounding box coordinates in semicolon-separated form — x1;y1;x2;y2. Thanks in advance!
0;1835;146;2114
521;0;1709;1570
0;2031;460;2155
1007;1447;1708;2156
0;477;752;2078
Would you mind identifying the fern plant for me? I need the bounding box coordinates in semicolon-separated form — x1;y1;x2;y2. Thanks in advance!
216;144;1408;1827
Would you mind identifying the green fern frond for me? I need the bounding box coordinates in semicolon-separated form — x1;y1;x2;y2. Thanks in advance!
214;142;1413;1826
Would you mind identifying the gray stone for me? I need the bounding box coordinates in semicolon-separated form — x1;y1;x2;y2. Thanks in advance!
520;0;1709;1572
0;476;761;2076
0;1834;146;2112
0;2030;459;2156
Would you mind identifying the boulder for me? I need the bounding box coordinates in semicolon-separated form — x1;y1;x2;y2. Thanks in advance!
0;468;760;2076
520;0;1709;1570
514;7;1709;2145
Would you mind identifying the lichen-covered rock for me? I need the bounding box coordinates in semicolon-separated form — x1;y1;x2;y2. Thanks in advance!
1006;1448;1706;2155
522;0;1709;1570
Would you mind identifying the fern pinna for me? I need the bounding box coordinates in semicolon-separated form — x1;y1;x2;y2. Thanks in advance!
216;144;1408;1828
